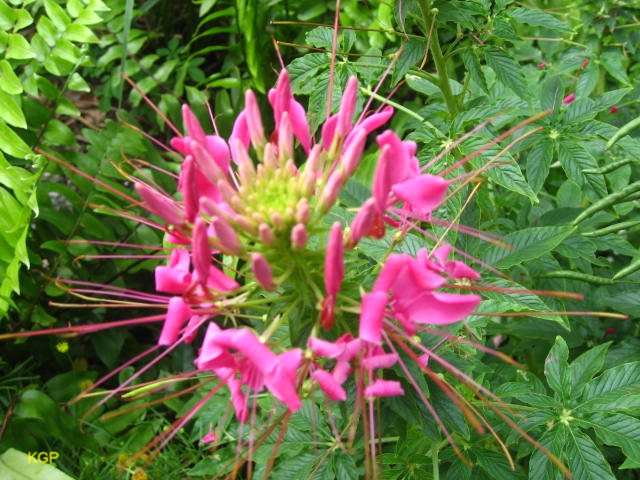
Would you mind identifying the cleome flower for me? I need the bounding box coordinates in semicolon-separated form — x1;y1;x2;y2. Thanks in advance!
26;68;503;475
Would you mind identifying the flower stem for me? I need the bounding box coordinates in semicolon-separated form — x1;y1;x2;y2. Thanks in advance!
417;0;458;115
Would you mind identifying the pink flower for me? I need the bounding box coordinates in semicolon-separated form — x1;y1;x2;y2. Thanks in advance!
610;106;618;114
563;93;575;105
196;324;303;417
537;62;547;68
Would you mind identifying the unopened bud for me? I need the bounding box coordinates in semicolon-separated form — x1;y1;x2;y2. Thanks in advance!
259;223;275;246
296;198;310;224
291;223;308;249
251;252;276;291
212;216;241;254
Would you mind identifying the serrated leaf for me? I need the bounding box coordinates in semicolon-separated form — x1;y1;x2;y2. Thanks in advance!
586;413;640;463
485;47;527;99
392;37;425;85
288;53;328;95
514;391;562;409
526;134;554;193
578;362;640;412
305;26;333;50
476;449;526;479
557;141;607;198
600;52;630;86
477;277;568;327
462;47;488;93
545;336;571;402
566;429;616;480
570;342;610;397
482;226;575;269
529;427;567;480
509;6;570;31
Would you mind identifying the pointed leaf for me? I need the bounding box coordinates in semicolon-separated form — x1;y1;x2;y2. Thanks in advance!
570;342;610;397
482;226;575;269
566;429;616;480
485;47;527;99
529;427;567;480
586;413;640;463
578;362;640;412
526;136;554;193
0;89;26;128
509;6;570;31
545;336;571;402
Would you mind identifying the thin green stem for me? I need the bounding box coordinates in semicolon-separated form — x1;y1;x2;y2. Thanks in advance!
417;0;458;115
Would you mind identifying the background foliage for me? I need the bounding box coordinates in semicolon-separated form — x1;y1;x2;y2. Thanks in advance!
1;0;639;478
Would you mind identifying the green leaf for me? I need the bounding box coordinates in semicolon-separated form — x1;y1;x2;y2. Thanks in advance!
545;336;571;402
529;427;567;480
570;342;610;397
6;32;35;59
0;89;26;128
509;6;570;31
0;449;75;480
482;226;575;269
600;51;630;86
586;413;640;463
485;47;527;99
566;429;616;480
0;59;23;94
392;37;426;85
305;26;333;50
526;134;554;193
64;23;99;43
288;53;327;95
0;118;31;157
557;141;607;198
578;362;640;412
461;46;488;93
44;0;71;30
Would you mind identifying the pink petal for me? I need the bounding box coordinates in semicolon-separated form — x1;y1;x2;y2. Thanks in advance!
158;297;191;346
324;222;344;295
155;249;192;294
321;114;338;150
402;291;481;325
204;135;231;172
335;76;358;140
244;89;265;147
311;369;347;401
340;127;366;179
134;181;183;225
372;144;392;212
205;264;239;292
192;217;211;284
364;379;404;398
362;352;399;370
289;99;311;154
359;291;388;345
182;104;206;143
391;174;448;214
229;111;250;161
345;106;393;149
180;156;199;223
349;198;377;246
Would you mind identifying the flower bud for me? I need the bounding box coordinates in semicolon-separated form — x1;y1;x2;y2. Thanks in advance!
251;252;276;291
291;223;308;249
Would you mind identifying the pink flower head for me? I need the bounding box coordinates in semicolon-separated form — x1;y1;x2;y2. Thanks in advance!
563;93;575;105
372;252;481;333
